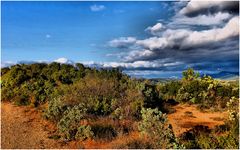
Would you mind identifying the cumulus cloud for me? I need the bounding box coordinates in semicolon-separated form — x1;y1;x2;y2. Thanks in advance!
145;23;165;35
171;12;232;26
107;8;239;75
108;37;137;48
123;50;155;62
90;4;106;12
135;16;239;51
81;59;183;70
109;17;239;56
54;57;74;64
180;1;239;17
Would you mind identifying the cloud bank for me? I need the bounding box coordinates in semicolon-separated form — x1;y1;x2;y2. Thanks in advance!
106;0;239;77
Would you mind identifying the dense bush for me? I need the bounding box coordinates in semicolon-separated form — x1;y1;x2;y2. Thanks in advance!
1;63;238;148
174;68;239;109
44;97;67;122
179;124;239;149
157;81;182;101
57;104;90;140
138;108;182;149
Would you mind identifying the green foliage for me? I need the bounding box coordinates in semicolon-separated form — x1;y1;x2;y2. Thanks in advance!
182;68;200;81
57;104;88;140
75;125;94;141
1;67;10;75
142;84;161;108
44;97;67;122
157;81;182;100
1;63;87;105
138;108;180;148
226;96;239;141
179;125;239;149
173;70;238;109
2;63;238;148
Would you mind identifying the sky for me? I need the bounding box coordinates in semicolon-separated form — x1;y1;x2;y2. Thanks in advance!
1;1;239;78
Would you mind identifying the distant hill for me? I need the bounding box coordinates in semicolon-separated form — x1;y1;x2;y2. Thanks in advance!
149;71;239;83
206;71;239;80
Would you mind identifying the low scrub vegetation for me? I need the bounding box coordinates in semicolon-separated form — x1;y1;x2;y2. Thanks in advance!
1;63;239;148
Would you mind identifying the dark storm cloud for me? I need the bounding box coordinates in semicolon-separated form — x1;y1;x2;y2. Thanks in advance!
180;1;239;17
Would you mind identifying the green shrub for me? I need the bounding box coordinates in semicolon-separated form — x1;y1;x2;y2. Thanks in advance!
179;124;239;149
138;108;180;148
174;69;238;109
44;97;67;122
75;125;94;141
57;104;88;140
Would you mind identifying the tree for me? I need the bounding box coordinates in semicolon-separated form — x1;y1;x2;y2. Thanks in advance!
182;68;200;81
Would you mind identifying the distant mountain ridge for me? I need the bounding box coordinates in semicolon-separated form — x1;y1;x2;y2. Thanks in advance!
148;71;239;82
204;71;239;80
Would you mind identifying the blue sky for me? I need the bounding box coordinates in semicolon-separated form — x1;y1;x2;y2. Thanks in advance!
1;1;239;78
2;1;172;62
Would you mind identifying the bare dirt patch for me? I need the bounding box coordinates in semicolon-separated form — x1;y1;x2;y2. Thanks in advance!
168;104;228;137
1;102;77;149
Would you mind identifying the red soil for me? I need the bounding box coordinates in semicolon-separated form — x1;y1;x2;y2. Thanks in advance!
167;104;228;137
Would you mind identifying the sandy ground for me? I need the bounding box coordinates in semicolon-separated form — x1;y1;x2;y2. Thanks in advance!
168;104;228;137
1;102;227;148
1;102;84;149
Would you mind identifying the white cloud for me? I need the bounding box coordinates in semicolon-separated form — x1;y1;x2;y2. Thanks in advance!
145;23;164;35
136;16;239;51
78;59;183;70
108;37;137;48
136;37;168;50
123;50;154;62
1;61;16;68
172;12;232;26
53;57;74;64
90;4;106;12
182;16;239;48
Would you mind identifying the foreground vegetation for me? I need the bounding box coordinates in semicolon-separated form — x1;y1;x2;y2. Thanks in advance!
1;63;239;149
